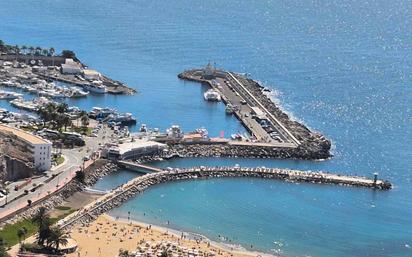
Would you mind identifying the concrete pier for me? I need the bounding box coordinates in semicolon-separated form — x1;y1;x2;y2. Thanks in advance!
178;67;332;159
60;166;391;229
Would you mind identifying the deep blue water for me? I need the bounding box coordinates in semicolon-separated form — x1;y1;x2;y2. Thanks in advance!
2;0;412;256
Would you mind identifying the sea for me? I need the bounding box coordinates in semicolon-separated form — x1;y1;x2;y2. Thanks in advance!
1;0;411;256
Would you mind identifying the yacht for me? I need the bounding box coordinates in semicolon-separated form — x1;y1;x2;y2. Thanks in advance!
0;91;23;100
203;89;221;101
84;81;107;94
69;88;89;98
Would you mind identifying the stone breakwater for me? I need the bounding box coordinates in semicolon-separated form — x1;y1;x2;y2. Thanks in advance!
166;143;328;160
60;166;391;230
0;161;118;225
178;69;331;160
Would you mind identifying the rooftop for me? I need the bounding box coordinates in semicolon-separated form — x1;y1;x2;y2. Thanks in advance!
0;124;50;145
111;139;165;155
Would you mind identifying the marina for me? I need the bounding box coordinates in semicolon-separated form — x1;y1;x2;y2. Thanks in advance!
0;1;410;256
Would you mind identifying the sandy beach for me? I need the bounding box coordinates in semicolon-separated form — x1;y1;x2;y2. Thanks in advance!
67;214;272;257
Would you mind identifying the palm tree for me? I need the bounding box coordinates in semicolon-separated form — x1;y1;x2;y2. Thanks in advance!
21;45;27;55
47;227;69;251
35;46;42;56
28;46;35;55
32;207;51;245
42;49;49;57
49;47;55;66
80;111;89;128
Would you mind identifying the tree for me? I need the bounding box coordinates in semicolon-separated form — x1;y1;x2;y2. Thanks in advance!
32;207;51;245
61;50;75;59
21;45;27;55
80;111;89;128
28;46;35;55
41;49;49;57
75;170;85;183
49;47;55;66
0;237;10;257
47;227;68;251
35;46;42;56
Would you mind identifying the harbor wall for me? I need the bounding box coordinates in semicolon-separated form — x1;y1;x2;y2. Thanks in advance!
60;166;391;229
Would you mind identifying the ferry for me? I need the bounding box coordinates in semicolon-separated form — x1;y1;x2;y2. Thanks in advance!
203;89;221;101
84;81;107;94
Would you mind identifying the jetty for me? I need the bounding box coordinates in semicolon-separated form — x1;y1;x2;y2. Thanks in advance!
59;165;391;229
117;160;163;173
178;66;331;160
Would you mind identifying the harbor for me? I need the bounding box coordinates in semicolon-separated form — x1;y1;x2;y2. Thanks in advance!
0;51;136;96
177;65;331;159
60;165;391;229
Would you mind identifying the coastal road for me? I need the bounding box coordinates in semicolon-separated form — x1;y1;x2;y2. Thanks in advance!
0;124;115;221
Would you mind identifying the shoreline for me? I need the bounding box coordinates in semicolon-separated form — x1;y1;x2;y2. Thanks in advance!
104;213;274;257
107;214;275;257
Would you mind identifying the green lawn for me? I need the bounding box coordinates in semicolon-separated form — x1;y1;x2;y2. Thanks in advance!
71;126;92;136
0;219;38;247
53;156;65;166
0;208;76;248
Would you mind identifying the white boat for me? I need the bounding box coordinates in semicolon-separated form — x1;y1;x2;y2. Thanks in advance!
140;124;148;132
225;103;236;114
69;88;89;98
1;80;14;87
10;98;38;112
84;81;107;94
0;91;23;100
203;89;221;101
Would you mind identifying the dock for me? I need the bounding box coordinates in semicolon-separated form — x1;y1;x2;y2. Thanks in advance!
178;66;332;159
117;160;163;173
60;165;391;229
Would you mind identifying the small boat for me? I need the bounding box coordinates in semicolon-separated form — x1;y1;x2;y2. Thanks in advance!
140;124;148;132
69;88;89;98
225;103;236;114
0;91;23;100
84;81;107;94
203;89;221;101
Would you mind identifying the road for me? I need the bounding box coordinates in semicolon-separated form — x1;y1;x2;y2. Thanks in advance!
0;123;115;221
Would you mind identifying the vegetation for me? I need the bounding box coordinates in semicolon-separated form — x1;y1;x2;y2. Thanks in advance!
53;155;65;166
61;50;76;59
0;207;74;250
0;219;38;247
0;237;11;257
75;170;85;183
54;206;71;211
0;39;56;57
38;102;72;131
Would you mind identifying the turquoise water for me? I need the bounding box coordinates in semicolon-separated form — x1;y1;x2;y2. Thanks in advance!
2;0;412;256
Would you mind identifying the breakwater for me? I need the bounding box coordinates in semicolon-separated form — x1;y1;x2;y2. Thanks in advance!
60;166;391;230
166;142;329;160
178;68;331;160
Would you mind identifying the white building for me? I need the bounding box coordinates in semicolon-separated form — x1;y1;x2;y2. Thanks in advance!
106;139;166;160
0;124;52;171
61;58;82;74
83;69;101;80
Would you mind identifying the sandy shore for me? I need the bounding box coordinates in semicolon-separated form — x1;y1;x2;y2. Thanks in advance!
67;214;273;257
